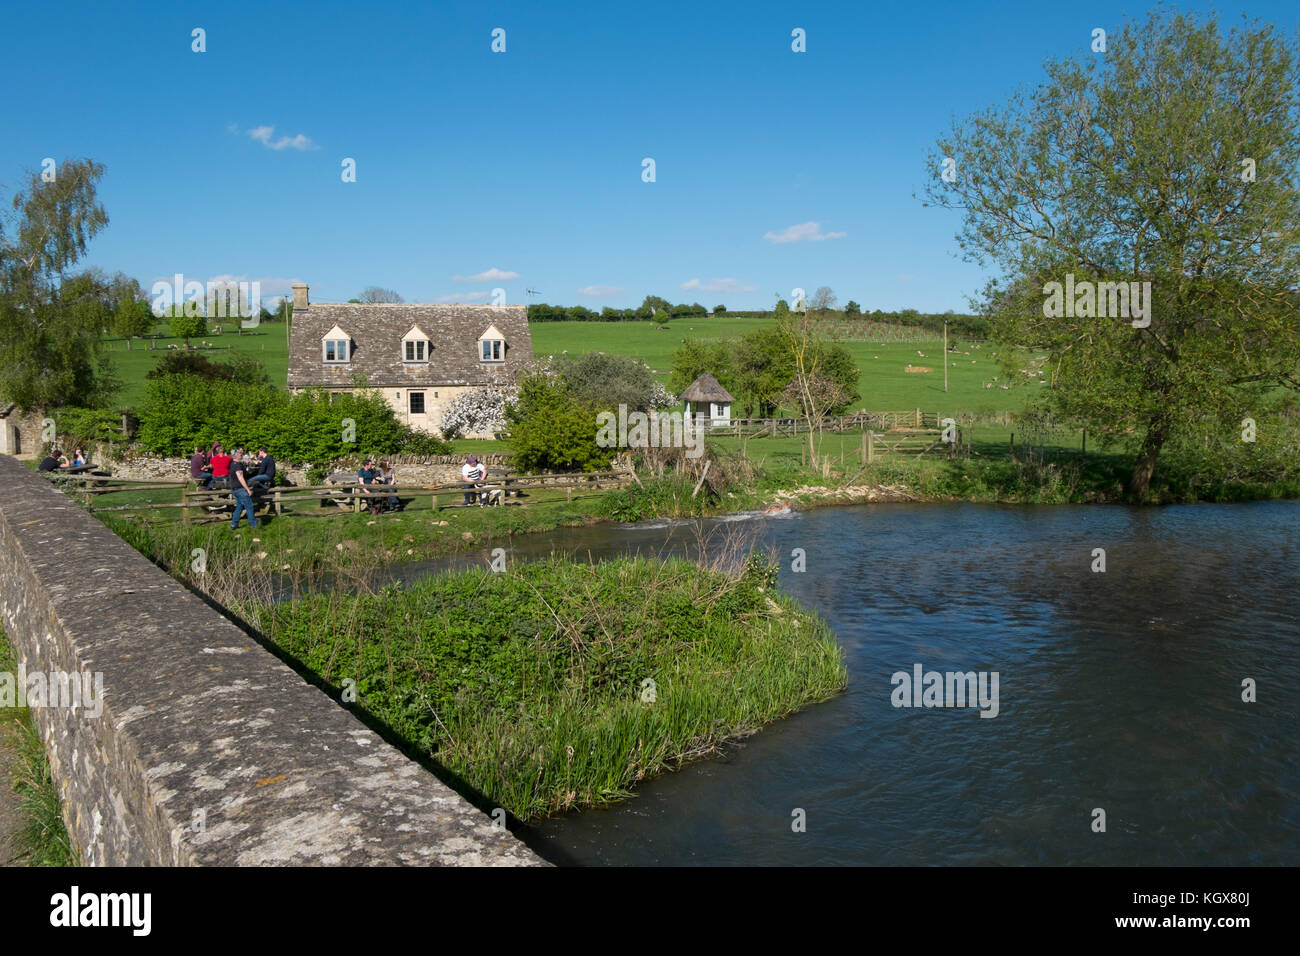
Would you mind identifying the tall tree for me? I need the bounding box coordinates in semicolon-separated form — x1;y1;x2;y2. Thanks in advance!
0;158;116;409
357;286;404;303
923;12;1300;495
109;274;154;349
809;286;837;316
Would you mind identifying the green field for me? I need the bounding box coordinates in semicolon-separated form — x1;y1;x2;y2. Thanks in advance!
105;315;1035;424
531;317;1035;419
104;318;290;407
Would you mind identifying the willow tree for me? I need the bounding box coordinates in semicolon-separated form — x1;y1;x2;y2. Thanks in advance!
0;158;116;409
923;12;1300;495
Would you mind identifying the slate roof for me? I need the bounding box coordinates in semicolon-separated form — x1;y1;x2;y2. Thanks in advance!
680;372;735;404
287;302;533;389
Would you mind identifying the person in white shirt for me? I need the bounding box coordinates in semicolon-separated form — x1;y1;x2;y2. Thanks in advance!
461;455;486;505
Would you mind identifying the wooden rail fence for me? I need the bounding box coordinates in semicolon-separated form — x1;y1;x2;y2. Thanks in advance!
63;471;633;523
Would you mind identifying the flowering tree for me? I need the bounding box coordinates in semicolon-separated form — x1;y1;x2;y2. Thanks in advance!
439;386;518;439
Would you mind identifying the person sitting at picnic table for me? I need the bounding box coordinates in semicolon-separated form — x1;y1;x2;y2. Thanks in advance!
228;449;259;531
206;444;232;489
190;445;209;482
248;447;276;491
71;447;87;467
378;460;400;512
38;448;64;472
356;457;379;515
461;455;487;505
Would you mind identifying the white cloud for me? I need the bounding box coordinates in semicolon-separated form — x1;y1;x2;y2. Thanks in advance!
454;267;519;282
680;277;756;294
578;285;624;297
763;221;847;243
434;292;490;304
241;125;317;151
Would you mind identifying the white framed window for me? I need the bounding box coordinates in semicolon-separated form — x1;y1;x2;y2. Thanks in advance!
322;324;351;364
402;325;431;364
478;324;506;363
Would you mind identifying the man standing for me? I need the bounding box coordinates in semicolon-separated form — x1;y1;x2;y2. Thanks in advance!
461;455;486;505
229;449;259;530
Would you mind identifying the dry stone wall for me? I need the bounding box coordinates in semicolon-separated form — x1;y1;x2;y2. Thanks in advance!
0;456;543;866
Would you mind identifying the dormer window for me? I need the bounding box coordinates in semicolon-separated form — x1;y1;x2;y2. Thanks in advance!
478;324;506;363
322;324;351;364
402;324;431;364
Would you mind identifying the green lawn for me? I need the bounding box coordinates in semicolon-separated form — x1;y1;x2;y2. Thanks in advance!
105;317;290;407
104;315;1038;425
530;318;1038;419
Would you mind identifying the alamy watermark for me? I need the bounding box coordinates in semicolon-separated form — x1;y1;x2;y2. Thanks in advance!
890;663;999;718
596;405;706;458
1042;273;1151;328
151;273;262;327
0;663;104;718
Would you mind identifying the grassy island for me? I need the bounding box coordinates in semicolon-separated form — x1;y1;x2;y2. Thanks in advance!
236;555;846;821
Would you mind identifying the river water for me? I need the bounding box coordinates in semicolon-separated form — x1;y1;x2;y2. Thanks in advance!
395;501;1299;865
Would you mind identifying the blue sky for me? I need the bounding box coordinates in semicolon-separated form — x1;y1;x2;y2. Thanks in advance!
3;0;1296;312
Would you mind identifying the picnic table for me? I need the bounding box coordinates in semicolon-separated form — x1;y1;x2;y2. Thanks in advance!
184;479;276;518
43;464;112;488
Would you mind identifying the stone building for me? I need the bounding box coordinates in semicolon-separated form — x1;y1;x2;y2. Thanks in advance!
285;283;533;437
0;405;46;458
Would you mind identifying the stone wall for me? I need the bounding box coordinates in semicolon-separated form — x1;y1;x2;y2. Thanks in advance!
0;456;543;866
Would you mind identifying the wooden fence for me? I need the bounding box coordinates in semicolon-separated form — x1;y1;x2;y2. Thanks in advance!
717;409;940;437
64;470;633;523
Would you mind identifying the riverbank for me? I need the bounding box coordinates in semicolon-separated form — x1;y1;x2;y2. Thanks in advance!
0;633;78;866
243;555;845;821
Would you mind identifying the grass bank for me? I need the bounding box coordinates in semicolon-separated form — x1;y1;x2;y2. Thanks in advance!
0;633;79;867
235;555;846;821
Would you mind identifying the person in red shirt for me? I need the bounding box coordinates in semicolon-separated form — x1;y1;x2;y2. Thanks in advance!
206;444;233;489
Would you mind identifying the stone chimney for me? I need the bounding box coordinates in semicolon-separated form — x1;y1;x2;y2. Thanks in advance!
292;282;309;310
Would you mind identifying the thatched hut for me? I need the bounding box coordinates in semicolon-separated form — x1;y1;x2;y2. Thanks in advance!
680;373;734;427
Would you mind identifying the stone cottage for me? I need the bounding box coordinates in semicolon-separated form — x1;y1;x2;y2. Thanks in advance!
285;283;533;437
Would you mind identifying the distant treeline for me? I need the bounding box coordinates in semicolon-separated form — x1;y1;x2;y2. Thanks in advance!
527;302;709;322
526;301;988;337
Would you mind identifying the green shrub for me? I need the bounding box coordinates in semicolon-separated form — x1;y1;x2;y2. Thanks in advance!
506;373;612;472
137;375;450;462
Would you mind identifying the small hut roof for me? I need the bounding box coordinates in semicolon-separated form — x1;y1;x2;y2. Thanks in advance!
680;373;735;403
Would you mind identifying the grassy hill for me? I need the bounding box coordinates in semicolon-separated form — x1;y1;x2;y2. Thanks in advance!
529;316;1037;419
105;318;290;407
105;313;1036;423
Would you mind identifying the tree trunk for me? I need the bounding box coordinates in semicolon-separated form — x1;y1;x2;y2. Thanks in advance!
1127;420;1170;497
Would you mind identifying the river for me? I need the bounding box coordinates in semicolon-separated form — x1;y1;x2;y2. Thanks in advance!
387;500;1300;865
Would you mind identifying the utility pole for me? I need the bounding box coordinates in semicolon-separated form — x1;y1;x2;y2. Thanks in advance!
943;321;949;393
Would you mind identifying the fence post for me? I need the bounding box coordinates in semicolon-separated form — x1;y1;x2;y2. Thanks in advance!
274;490;282;516
868;431;875;463
181;485;190;525
860;431;867;464
915;407;921;427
